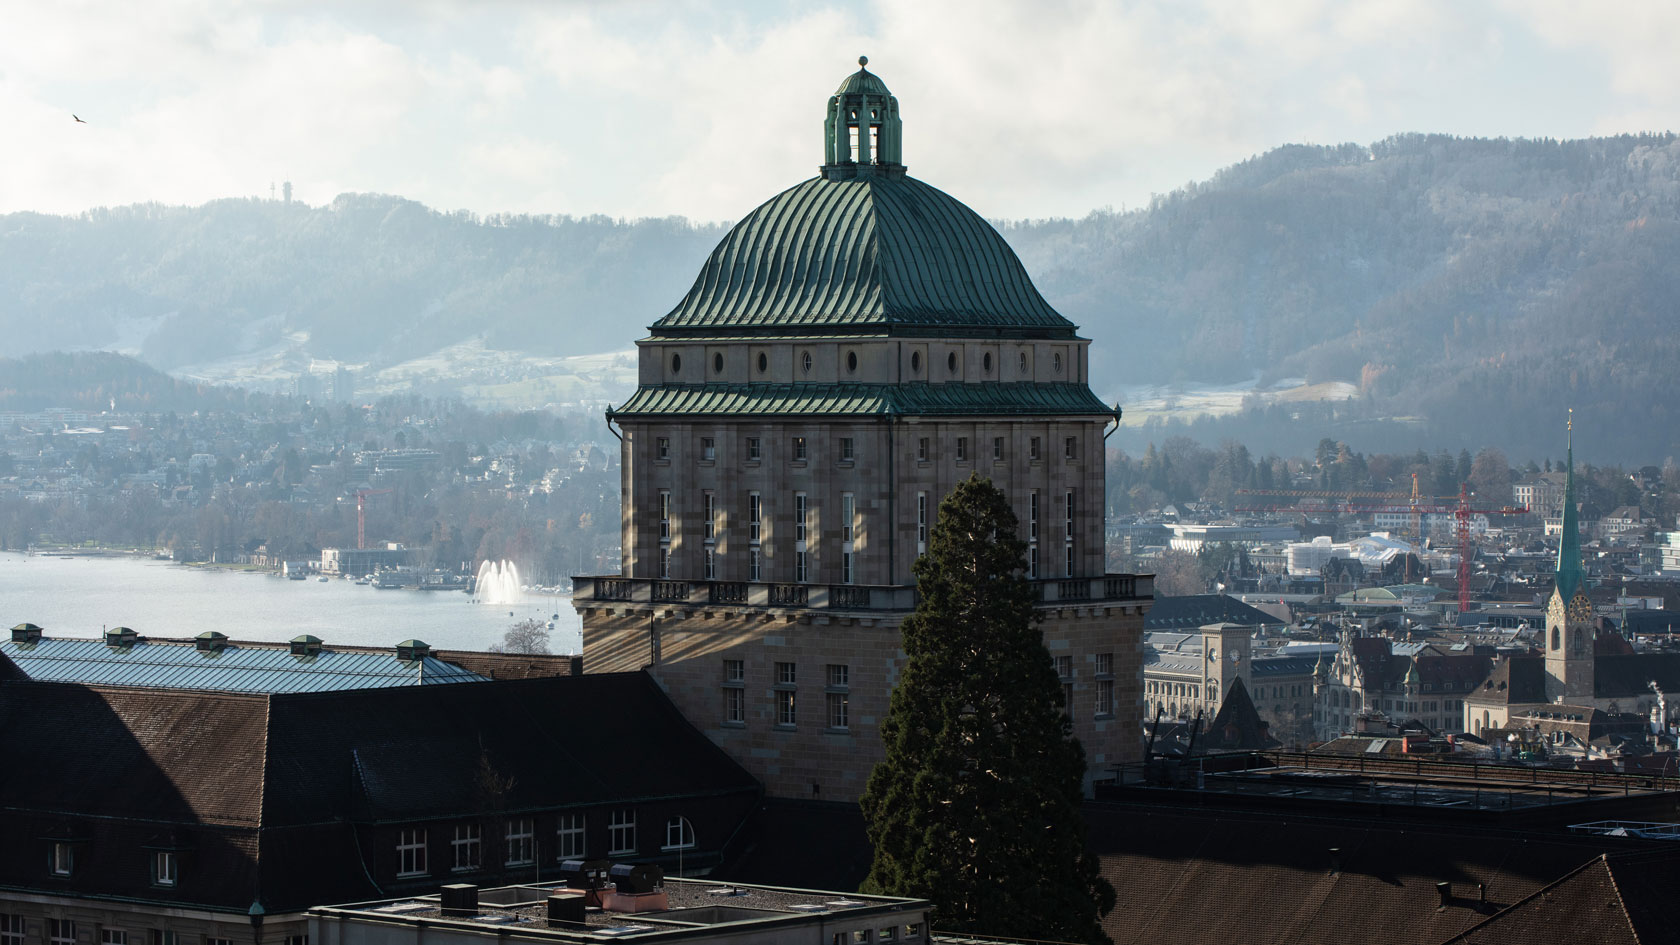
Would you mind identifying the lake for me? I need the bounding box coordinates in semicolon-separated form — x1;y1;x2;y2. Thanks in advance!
0;552;583;654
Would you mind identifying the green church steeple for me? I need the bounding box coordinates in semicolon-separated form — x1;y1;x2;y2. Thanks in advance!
1554;410;1585;603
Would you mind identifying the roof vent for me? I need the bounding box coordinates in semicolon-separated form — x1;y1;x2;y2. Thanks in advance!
609;863;663;895
290;634;323;657
106;627;138;649
10;623;43;644
396;639;431;662
547;894;587;927
196;631;229;654
560;859;611;890
440;884;478;917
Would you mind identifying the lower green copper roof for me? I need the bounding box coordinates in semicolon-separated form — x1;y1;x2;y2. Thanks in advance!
612;382;1116;419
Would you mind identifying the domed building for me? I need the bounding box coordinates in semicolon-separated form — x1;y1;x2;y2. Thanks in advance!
573;58;1152;800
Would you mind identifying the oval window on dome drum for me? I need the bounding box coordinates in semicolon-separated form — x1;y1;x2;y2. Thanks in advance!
802;351;813;374
713;353;724;374
847;351;858;373
757;352;768;373
982;352;992;374
947;352;958;374
672;353;682;373
1019;351;1029;374
1053;352;1063;374
911;351;921;373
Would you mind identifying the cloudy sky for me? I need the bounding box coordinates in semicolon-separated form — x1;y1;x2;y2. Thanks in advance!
4;0;1678;222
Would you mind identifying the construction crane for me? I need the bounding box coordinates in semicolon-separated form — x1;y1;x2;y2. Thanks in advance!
1236;474;1441;540
1237;480;1527;612
356;488;393;549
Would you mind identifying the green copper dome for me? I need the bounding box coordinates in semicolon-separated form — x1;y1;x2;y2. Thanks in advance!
834;57;893;97
651;174;1077;338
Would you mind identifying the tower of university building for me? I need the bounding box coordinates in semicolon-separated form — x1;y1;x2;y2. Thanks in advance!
572;58;1152;800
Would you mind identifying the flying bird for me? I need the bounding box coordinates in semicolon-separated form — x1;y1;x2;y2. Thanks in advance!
73;114;86;123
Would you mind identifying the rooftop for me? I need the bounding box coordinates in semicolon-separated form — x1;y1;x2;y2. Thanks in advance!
0;634;487;693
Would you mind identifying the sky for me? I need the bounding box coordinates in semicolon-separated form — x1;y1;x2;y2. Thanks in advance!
4;0;1680;223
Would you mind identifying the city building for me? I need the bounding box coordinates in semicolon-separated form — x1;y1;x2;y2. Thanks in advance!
0;635;760;945
572;58;1151;800
1143;622;1318;745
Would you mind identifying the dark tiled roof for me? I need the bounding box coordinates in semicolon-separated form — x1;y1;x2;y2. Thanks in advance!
612;381;1115;419
1443;849;1680;944
0;637;487;693
1202;678;1279;751
1417;654;1493;693
1143;595;1283;631
711;800;870;892
1251;656;1319;677
1595;652;1680;699
651;176;1076;337
1467;657;1547;705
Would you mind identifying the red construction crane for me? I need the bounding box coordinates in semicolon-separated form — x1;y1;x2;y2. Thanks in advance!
356;488;393;550
1237;480;1527;612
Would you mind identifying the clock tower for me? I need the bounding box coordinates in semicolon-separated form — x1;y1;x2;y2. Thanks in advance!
1543;413;1594;704
1201;621;1252;716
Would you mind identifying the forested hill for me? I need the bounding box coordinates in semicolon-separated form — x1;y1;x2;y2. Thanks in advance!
0;196;727;370
4;132;1680;459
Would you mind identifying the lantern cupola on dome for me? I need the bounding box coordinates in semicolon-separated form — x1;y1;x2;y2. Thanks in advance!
823;56;904;179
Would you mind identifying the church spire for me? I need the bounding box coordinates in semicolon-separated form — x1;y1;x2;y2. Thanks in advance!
1555;410;1584;602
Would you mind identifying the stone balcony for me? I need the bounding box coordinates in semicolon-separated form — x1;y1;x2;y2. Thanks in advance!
571;572;1153;614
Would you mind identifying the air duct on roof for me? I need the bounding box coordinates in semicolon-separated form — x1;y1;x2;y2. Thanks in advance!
10;623;42;644
396;639;431;662
105;627;137;649
196;631;229;653
290;635;323;657
440;884;478;917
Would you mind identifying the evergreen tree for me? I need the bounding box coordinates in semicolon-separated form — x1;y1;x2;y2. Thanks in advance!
859;475;1115;943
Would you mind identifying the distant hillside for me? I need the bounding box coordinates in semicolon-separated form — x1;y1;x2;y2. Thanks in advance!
0;351;266;414
4;133;1680;459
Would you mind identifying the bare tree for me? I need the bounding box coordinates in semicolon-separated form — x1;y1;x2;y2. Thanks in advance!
490;617;550;654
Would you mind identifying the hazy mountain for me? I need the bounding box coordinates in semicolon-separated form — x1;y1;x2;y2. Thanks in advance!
4;132;1680;459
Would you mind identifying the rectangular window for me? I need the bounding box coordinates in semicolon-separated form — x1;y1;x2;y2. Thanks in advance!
916;493;929;550
840;437;855;462
794;494;808;542
956;437;968;462
703;493;716;539
792;436;808;461
795;550;809;583
852;931;872;944
1030;436;1041;461
750;548;762;581
206;938;229;945
776;690;797;726
451;823;482;872
701;437;716;461
1056;655;1073;679
152;851;177;888
724;686;745;723
150;932;178;945
50;921;75;945
1097;679;1115;716
664;817;696;851
505;818;534;867
747;436;762;461
397;827;428;876
1029;491;1039;541
827;691;849;729
704;548;716;580
1065;490;1075;537
841;551;853;585
993;437;1004;461
725;658;745;682
917;437;929;462
282;937;306;945
1028;542;1039;579
103;931;128;945
608;810;636;856
556;814;586;860
879;929;899;944
777;661;797;685
658;491;671;540
2;915;24;945
656;437;670;460
749;492;762;541
841;493;855;542
1065;436;1078;460
828;664;849;688
658;547;671;579
51;841;73;876
1096;652;1113;676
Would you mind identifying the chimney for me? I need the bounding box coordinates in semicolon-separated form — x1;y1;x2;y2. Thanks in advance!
1328;847;1341;874
440;884;478;917
1478;883;1487;904
105;627;138;649
195;631;229;653
10;623;43;644
546;893;587;927
1436;882;1451;908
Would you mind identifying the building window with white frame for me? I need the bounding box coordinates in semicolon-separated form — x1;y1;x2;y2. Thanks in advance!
1095;652;1115;717
451;823;482;871
151;851;177;887
397;827;428;876
50;841;73;876
704;548;716;580
827;663;850;730
702;492;716;539
701;437;716;461
992;437;1004;461
1064;489;1075;577
505;817;534;867
792;436;807;462
917;437;929;462
775;661;797;727
1056;655;1074;720
746;436;762;461
1029;436;1041;461
840;492;856;584
102;930;129;945
794;494;808;542
748;492;762;541
658;547;671;580
663;817;696;851
1;914;24;945
794;492;809;583
608;810;636;855
723;658;746;724
1065;435;1078;460
749;548;762;582
839;437;855;463
916;492;928;553
555;814;585;860
49;920;75;945
955;436;967;462
656;436;670;460
658;491;672;540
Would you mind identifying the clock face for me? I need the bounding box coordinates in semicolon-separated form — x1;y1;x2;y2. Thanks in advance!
1207;648;1217;662
1568;593;1592;624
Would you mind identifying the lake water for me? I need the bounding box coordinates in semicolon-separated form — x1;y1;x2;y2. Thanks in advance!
0;552;583;654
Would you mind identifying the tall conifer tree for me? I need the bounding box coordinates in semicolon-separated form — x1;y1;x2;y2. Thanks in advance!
860;474;1115;943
